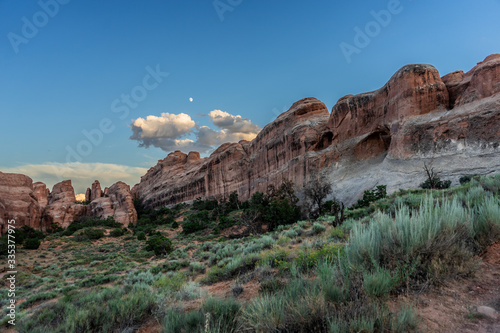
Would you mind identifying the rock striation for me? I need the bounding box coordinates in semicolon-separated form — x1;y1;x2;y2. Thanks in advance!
132;54;500;208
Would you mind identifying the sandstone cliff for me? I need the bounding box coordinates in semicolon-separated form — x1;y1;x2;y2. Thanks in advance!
0;174;137;232
87;181;137;227
132;54;500;208
0;172;42;233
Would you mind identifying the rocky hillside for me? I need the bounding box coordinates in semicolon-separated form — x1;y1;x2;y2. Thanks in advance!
132;54;500;209
0;175;137;233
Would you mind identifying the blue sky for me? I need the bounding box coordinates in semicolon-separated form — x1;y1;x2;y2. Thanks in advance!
1;0;499;193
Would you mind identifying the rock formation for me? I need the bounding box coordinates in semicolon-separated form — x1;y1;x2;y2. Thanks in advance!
0;174;138;233
87;181;137;227
42;180;87;229
132;54;500;208
2;54;500;232
0;172;42;233
132;98;330;208
33;182;49;208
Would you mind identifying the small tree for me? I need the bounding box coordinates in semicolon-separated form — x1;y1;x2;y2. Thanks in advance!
24;238;41;250
145;235;173;256
303;174;333;218
420;163;451;189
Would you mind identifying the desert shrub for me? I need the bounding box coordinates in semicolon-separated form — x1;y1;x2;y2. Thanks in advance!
240;293;287;332
145;235;173;256
171;221;179;229
474;195;500;247
84;228;105;240
136;231;146;240
460;174;478;185
189;262;206;274
420;177;451;190
162;308;204;333
295;244;343;272
203;255;259;284
24;238;41;250
109;228;126;237
264;199;301;231
363;267;397;298
312;222;326;234
155;272;186;291
19;291;58;310
202;297;240;332
328;227;347;241
346;194;487;287
18;287;158;333
62;216;121;236
193;197;219;211
182;210;211;234
79;274;120;287
353;185;387;209
163;260;190;272
259;277;286;294
47;223;64;234
391;305;419;332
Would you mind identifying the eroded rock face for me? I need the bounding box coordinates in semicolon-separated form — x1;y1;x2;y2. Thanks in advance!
133;55;500;208
88;181;137;227
451;54;500;107
42;180;86;229
0;176;138;233
0;172;42;233
132;98;331;208
33;182;49;208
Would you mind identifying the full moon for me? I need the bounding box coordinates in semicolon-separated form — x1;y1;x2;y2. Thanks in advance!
189;97;193;102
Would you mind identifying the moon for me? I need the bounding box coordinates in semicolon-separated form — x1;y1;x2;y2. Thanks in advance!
189;97;193;102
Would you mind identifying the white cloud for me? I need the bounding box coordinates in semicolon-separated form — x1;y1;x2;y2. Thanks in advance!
1;162;148;194
130;110;261;155
131;113;195;140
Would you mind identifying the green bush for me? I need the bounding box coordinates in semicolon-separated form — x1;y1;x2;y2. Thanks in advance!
136;231;146;240
353;185;387;209
145;235;173;256
201;297;240;332
18;287;158;333
63;216;121;236
182;210;211;234
110;228;126;237
24;238;41;250
420;177;451;189
312;222;326;234
363;267;396;298
84;228;105;240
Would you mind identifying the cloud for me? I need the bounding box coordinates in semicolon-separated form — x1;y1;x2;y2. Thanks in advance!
209;110;261;135
130;113;195;141
0;163;148;195
130;110;261;155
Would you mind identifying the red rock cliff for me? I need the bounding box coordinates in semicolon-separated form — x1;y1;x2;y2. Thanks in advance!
133;55;500;208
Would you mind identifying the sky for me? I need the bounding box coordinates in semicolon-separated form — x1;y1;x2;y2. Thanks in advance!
1;0;499;194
